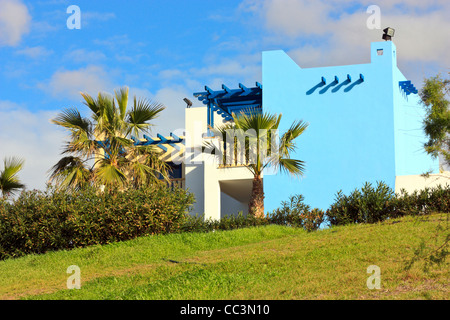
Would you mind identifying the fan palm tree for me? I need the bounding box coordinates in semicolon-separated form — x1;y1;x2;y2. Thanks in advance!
206;111;308;218
0;157;25;198
49;86;170;191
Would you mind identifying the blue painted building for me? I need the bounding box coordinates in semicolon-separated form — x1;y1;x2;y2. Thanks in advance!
94;41;445;220
262;41;440;212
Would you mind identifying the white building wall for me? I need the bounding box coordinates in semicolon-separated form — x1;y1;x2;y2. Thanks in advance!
184;107;207;217
221;192;248;218
395;172;450;194
184;107;255;220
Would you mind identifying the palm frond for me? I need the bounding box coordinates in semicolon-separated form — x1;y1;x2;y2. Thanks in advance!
51;108;92;134
51;88;170;191
62;129;98;159
96;92;116;132
47;156;91;191
127;97;165;137
277;158;306;177
115;86;129;121
279;120;309;157
81;92;100;118
94;162;127;187
232;110;280;132
0;157;25;197
127;145;171;183
206;111;307;178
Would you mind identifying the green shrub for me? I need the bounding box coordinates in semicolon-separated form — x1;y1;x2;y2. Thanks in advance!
181;212;270;233
326;181;450;226
181;196;326;234
393;185;450;216
268;194;324;232
0;185;194;260
326;181;396;226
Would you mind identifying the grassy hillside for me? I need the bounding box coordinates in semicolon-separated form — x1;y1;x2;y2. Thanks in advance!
0;213;448;300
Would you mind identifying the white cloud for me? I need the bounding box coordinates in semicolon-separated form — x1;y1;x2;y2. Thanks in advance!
41;65;114;100
16;46;53;59
158;69;185;80
264;0;332;37
0;101;66;191
193;60;260;78
241;0;450;68
93;34;131;49
0;0;31;46
64;49;107;63
188;57;262;90
82;11;116;24
128;86;193;136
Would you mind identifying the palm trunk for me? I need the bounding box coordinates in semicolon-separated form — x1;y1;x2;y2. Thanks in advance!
249;175;264;218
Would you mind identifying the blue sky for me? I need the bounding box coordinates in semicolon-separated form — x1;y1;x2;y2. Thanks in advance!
0;0;449;190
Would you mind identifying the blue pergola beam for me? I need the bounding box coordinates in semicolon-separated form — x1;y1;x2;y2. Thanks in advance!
194;83;262;126
97;133;185;154
131;136;140;145
142;135;156;145
239;83;249;92
157;133;169;144
222;84;232;93
170;132;182;142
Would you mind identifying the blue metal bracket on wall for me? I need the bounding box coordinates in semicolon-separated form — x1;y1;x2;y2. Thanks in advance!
399;80;418;96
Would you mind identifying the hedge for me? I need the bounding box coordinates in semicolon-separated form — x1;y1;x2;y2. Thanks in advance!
326;181;450;226
0;185;194;260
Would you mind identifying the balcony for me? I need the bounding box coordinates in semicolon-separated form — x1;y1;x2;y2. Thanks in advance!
170;178;185;189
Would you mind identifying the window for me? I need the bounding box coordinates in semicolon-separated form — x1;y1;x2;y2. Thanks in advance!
377;49;384;56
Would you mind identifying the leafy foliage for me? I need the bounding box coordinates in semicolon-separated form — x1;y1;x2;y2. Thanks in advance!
206;111;308;218
0;157;25;198
182;195;324;233
0;185;194;260
419;73;450;168
326;182;450;226
181;213;270;233
326;181;396;226
49;87;170;191
268;194;324;232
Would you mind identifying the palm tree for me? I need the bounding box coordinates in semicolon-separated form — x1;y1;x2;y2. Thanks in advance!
0;157;25;198
49;86;170;191
207;111;308;218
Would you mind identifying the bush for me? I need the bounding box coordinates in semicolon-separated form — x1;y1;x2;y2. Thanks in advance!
326;181;450;226
181;195;325;234
181;212;270;233
0;185;194;260
268;194;324;232
393;185;450;216
326;181;395;226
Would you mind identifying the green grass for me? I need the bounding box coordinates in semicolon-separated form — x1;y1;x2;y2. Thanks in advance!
0;213;448;300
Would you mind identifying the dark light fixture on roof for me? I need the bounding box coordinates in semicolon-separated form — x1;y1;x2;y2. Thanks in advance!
382;27;395;41
183;98;192;108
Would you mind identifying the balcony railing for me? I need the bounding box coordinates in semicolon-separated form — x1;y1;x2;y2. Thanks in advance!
170;178;185;189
